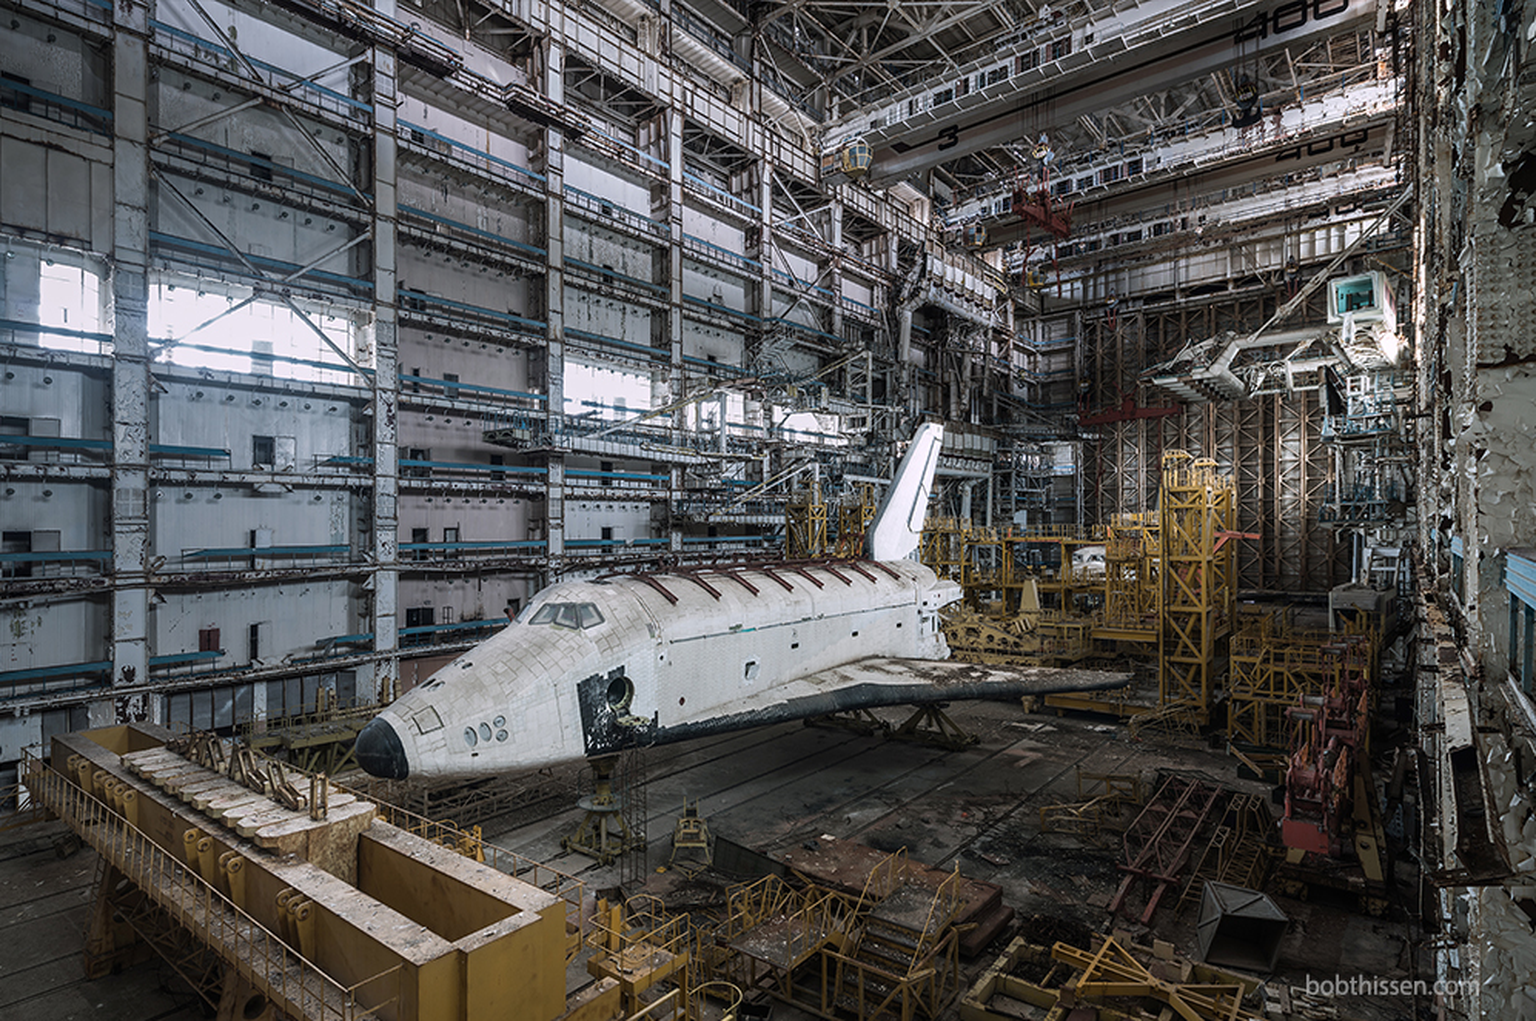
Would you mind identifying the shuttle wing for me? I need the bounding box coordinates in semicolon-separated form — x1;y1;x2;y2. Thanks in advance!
659;657;1131;742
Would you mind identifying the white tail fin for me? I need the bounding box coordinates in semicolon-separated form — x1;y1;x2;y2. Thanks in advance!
866;422;944;561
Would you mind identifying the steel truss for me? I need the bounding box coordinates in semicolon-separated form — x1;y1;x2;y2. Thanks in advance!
1157;450;1236;721
1083;293;1346;591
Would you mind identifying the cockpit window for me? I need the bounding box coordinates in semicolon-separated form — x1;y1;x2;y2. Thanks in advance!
528;602;604;629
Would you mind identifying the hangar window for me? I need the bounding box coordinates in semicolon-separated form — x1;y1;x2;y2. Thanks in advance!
529;602;605;629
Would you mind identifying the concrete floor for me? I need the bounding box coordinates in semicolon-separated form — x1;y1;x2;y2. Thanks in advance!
0;821;201;1021
0;700;1426;1020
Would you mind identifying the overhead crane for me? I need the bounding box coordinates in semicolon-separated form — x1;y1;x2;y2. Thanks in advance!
942;59;1398;233
822;0;1383;186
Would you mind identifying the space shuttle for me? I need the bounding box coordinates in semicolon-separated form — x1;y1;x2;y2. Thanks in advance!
355;423;1129;780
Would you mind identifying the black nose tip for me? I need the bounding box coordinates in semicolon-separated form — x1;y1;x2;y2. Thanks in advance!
355;718;409;779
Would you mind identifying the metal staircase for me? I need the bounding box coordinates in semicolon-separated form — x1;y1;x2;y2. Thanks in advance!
826;865;963;1021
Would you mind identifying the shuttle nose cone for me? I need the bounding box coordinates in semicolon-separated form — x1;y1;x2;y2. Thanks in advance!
355;718;409;779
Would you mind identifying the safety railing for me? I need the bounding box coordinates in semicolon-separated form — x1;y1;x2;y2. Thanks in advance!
680;171;761;220
719;874;795;941
0;78;111;134
0;550;112;580
908;867;962;970
820;930;961;1021
396;120;545;193
148;20;373;125
563;186;667;238
172;545;355;573
0;780;45;834
23;753;401;1021
239;696;380;741
853;847;906;915
340;787;586;940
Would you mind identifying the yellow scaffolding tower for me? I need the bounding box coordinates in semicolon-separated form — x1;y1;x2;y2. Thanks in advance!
920;516;968;582
1226;607;1380;756
1095;513;1159;643
785;478;828;558
833;484;878;558
1157;451;1236;724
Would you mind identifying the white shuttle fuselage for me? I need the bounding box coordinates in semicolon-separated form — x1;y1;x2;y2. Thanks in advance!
359;558;960;778
355;424;1129;780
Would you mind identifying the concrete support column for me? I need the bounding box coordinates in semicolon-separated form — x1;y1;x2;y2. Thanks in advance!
888;231;914;418
541;34;567;571
827;199;844;343
370;41;400;702
658;95;684;554
669;466;684;554
106;0;153;728
751;159;774;373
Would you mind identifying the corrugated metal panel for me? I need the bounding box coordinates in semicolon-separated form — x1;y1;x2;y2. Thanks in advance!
1507;551;1536;608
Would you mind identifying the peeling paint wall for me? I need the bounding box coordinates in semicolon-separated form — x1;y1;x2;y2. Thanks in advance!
1416;0;1536;1012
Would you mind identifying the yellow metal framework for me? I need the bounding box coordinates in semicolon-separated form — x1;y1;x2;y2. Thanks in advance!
919;516;968;582
834;484;878;558
960;935;1258;1021
25;753;403;1021
1225;608;1380;753
785;479;829;559
1157;451;1236;723
1096;513;1159;642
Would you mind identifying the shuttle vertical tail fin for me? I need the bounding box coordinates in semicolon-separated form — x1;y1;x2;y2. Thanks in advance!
866;422;944;561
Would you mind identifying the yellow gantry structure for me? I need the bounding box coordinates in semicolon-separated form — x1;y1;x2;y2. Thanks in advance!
1157;451;1237;724
834;484;879;558
1226;606;1380;753
919;452;1239;723
1096;513;1159;643
921;516;969;583
784;478;829;559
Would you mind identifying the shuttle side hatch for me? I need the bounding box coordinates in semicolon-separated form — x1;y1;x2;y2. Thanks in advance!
576;666;657;756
